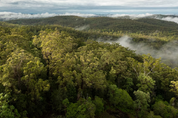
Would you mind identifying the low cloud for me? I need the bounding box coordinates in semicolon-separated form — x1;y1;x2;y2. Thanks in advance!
1;12;178;25
1;0;178;8
75;25;90;31
58;13;96;17
107;13;178;24
0;12;97;21
107;13;153;18
98;36;178;67
156;17;178;24
0;12;57;21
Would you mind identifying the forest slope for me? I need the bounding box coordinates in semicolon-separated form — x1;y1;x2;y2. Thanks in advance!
1;17;178;118
7;16;178;33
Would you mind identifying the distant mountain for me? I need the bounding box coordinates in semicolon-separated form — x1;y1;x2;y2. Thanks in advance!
6;15;178;34
1;12;178;23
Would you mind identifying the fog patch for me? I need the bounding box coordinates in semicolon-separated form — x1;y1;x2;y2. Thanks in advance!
107;14;178;24
0;12;57;21
58;13;96;17
156;41;178;66
98;35;178;67
0;12;97;21
156;17;178;24
107;13;153;19
75;25;90;31
1;12;178;25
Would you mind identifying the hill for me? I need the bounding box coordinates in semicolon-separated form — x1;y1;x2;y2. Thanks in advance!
1;17;178;118
7;16;178;33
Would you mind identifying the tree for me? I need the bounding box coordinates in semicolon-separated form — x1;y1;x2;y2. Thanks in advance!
108;85;133;111
128;54;160;77
170;81;178;97
134;90;150;118
0;93;21;118
93;96;104;115
153;100;178;118
66;98;96;118
33;29;78;79
0;48;50;99
147;111;162;118
57;45;107;100
0;41;17;65
137;73;155;93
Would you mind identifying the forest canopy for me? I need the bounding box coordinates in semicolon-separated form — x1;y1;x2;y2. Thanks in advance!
1;16;178;118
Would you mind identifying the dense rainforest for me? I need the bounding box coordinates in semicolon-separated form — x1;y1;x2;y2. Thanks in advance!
1;16;178;118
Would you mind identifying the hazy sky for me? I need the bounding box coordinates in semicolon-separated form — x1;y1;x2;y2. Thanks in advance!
0;0;178;14
1;0;178;7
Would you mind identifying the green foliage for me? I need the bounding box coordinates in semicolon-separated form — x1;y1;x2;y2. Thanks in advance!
93;96;104;115
0;48;50;99
153;100;178;118
147;111;162;118
0;18;178;118
62;98;70;107
66;98;96;118
108;85;133;111
7;16;178;39
51;87;67;112
170;81;178;97
0;41;17;65
134;90;150;117
0;93;21;118
128;54;160;77
137;73;155;93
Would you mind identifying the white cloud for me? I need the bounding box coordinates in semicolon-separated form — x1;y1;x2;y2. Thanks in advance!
1;12;178;26
107;14;178;24
157;17;178;24
98;35;178;67
58;13;96;17
0;12;57;20
1;12;178;25
34;0;178;7
0;12;97;21
0;0;177;15
107;13;153;18
1;0;178;8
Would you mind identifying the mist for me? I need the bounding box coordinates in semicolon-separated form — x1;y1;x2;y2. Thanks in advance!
157;17;178;24
107;13;153;19
75;25;90;31
1;12;178;25
98;36;178;67
0;12;57;21
0;12;96;21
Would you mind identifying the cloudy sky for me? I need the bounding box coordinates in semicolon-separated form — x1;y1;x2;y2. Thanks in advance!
0;0;178;14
